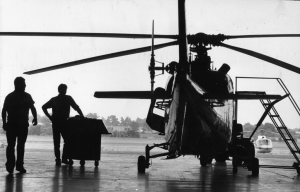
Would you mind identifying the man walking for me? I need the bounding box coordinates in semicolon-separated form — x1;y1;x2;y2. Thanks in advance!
42;84;84;165
2;77;38;174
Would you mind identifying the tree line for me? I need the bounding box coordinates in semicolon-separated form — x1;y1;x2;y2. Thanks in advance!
243;122;300;141
0;113;152;138
1;116;299;140
83;113;152;138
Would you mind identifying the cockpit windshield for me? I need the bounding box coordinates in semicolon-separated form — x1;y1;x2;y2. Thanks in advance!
226;75;234;94
259;139;270;145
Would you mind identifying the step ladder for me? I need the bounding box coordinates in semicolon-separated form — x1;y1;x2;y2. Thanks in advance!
235;77;300;173
258;92;300;168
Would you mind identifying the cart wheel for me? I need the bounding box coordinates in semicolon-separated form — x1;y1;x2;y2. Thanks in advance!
207;157;213;164
200;156;208;167
69;159;74;166
252;158;259;176
80;160;85;166
95;161;99;167
138;155;146;173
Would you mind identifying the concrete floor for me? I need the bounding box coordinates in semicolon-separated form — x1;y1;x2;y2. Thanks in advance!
0;147;299;192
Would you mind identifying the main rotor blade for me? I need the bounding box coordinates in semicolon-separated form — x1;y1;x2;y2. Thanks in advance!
0;32;177;39
24;41;178;75
225;34;300;40
95;91;152;99
219;42;300;74
94;90;168;99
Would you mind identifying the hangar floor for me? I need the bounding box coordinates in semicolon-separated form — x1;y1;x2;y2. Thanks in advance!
0;135;299;191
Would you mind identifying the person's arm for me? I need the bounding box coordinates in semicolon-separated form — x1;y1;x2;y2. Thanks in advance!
30;105;38;126
1;103;7;131
42;100;53;121
28;95;38;126
70;97;84;117
75;106;84;117
72;104;84;117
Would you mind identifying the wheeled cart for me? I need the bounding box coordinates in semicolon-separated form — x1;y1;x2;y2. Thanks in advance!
67;116;110;167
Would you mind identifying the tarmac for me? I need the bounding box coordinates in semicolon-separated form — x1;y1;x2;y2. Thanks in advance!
0;136;300;192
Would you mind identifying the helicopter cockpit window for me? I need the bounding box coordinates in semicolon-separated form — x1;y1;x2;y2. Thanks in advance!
208;74;234;107
226;75;234;94
208;99;225;107
259;140;270;145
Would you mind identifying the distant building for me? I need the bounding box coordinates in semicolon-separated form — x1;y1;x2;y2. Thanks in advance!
142;130;158;134
137;128;144;133
107;126;131;132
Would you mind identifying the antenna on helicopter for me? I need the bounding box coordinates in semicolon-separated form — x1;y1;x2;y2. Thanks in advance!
149;20;155;94
147;20;156;126
149;20;166;90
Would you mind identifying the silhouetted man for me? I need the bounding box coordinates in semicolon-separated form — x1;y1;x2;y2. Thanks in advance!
42;84;84;166
2;77;38;174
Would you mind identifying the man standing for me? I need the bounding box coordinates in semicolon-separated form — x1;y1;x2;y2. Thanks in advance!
42;84;84;166
2;77;38;174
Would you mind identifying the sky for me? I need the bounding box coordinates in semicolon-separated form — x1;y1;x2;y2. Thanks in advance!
0;0;300;128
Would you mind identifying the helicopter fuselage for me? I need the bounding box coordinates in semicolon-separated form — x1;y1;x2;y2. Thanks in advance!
255;135;273;153
163;67;234;157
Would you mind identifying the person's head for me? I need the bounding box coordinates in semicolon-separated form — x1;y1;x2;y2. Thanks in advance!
14;77;26;92
58;84;67;95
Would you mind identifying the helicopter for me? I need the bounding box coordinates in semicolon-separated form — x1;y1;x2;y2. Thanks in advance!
255;135;273;154
1;0;300;176
249;129;274;154
243;129;275;154
253;129;299;154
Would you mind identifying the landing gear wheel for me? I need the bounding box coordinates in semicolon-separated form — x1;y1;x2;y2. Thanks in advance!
215;157;226;163
69;159;74;166
207;157;213;164
215;152;227;163
297;168;300;175
232;157;238;174
95;160;99;167
236;159;243;165
252;158;259;176
200;157;208;167
80;160;85;167
233;167;238;174
138;155;146;173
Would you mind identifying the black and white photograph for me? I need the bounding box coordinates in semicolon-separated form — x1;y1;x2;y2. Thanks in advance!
0;0;300;191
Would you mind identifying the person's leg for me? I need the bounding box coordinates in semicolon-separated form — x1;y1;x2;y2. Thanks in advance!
60;121;69;164
52;123;61;165
6;129;17;173
15;126;28;166
15;125;28;172
60;128;69;161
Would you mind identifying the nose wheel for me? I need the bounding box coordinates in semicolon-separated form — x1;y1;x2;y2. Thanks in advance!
80;160;85;166
199;156;212;166
232;157;259;176
251;158;259;176
138;155;146;173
